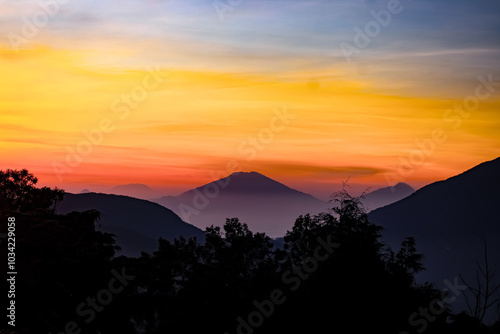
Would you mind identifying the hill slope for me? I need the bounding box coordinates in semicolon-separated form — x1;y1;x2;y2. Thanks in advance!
368;157;500;322
108;183;159;200
57;193;205;257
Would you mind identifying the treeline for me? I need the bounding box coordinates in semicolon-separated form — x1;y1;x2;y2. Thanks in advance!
1;169;499;334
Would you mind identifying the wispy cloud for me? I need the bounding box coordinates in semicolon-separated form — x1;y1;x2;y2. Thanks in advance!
1;0;499;194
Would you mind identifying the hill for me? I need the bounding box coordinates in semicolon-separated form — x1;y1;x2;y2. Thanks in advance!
57;193;205;257
108;183;159;200
368;157;500;322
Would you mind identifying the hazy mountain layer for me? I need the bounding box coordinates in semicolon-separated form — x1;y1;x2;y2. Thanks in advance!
57;193;205;257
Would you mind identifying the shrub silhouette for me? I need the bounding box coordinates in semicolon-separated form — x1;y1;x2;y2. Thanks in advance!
1;169;497;333
0;169;126;333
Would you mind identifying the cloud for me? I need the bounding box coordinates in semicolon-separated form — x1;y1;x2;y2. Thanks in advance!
213;160;387;177
1;0;499;193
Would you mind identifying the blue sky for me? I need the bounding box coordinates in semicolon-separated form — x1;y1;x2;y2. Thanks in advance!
1;0;499;195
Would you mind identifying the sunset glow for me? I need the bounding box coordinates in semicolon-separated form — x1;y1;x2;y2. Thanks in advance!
1;0;499;198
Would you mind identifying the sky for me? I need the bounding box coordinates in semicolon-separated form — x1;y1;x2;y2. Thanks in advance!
1;0;500;199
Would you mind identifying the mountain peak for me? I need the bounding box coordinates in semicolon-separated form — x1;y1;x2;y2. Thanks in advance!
155;171;326;236
395;182;409;187
226;171;280;183
207;171;295;195
361;182;415;211
393;182;415;191
229;171;266;177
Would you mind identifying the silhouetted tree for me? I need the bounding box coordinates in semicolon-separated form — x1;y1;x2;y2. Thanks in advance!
385;237;425;286
0;169;125;334
0;168;64;213
124;218;279;333
460;241;500;323
5;170;497;333
258;189;438;333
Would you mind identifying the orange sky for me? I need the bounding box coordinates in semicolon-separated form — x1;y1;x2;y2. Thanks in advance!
1;45;499;199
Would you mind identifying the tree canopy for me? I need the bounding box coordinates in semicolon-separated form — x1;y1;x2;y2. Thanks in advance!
1;169;498;334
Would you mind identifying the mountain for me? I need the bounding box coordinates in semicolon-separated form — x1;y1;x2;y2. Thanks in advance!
57;193;205;257
154;171;329;237
368;157;500;322
360;182;415;212
108;183;158;200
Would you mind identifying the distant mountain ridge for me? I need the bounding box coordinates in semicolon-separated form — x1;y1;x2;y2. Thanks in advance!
369;157;500;239
55;173;417;255
154;171;329;237
108;183;159;200
57;193;205;257
361;182;415;212
172;171;320;197
154;171;414;237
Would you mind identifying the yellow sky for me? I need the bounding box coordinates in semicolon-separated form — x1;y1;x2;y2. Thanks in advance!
1;46;499;198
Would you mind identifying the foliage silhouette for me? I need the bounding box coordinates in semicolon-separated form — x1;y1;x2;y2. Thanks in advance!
0;169;64;213
0;169;129;333
1;169;498;333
